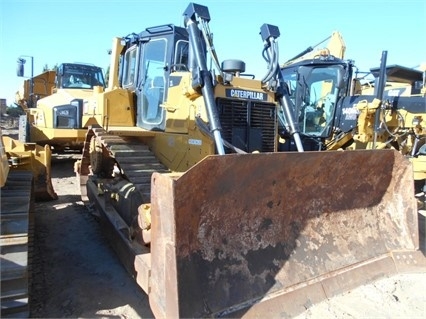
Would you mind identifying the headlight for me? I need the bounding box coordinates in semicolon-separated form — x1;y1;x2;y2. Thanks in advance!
53;99;83;128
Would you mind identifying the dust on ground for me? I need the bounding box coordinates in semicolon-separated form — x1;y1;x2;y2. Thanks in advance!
30;154;154;319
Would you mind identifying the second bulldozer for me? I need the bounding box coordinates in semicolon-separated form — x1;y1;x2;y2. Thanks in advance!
75;3;424;318
1;126;57;318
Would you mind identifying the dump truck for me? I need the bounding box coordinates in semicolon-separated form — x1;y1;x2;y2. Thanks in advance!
74;3;424;318
361;63;425;97
16;62;106;152
15;69;56;109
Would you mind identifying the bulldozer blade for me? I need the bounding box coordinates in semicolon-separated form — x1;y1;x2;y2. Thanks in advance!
1;136;57;201
149;149;424;318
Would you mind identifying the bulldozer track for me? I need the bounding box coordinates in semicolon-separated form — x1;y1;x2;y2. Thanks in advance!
77;127;172;298
0;170;34;318
81;127;169;204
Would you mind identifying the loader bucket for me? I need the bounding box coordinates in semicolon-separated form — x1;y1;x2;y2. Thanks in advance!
1;136;57;201
149;149;424;318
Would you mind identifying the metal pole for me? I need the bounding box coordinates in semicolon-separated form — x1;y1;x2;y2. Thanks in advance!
30;56;34;107
373;50;387;149
17;55;34;107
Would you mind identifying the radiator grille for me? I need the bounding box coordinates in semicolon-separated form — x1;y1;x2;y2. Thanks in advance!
217;98;277;153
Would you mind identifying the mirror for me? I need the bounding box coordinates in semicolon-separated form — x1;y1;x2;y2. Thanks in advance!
17;58;25;77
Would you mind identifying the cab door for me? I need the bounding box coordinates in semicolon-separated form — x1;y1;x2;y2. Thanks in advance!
136;38;167;130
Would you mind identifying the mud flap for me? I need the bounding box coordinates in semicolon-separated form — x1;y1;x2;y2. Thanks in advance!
149;149;422;318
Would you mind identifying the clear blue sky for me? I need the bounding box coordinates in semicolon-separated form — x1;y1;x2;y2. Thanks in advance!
0;0;425;106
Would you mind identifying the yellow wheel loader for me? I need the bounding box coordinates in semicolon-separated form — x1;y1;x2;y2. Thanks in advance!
16;63;106;152
75;3;424;318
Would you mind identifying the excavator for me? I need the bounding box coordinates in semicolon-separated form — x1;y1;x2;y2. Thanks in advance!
16;62;106;152
282;30;346;65
75;3;424;318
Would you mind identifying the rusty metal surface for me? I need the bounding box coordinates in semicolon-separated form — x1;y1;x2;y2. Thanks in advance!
149;149;419;318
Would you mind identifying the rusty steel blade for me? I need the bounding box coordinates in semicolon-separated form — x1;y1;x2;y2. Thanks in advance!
149;149;422;318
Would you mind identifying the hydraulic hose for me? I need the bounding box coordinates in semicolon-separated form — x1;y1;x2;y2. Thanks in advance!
185;17;225;155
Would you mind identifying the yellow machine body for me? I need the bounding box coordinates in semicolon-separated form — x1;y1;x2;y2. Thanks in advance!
15;70;56;109
16;63;106;152
75;4;424;318
0;130;52;317
1;134;57;201
351;65;426;182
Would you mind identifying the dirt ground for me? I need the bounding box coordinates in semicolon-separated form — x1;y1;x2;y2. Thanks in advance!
31;155;426;319
1;115;425;318
29;154;154;319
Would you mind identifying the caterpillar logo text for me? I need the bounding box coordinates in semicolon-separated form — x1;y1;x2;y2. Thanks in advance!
226;89;267;101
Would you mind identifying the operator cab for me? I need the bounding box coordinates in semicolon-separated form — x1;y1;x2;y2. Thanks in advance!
280;58;351;150
119;25;189;131
56;63;106;89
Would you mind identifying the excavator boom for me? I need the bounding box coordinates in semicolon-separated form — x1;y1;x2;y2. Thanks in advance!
283;31;346;66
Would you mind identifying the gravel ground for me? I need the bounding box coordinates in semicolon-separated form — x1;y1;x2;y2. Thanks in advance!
29;154;153;319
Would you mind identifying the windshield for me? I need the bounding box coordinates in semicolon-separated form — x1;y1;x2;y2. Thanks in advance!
281;64;343;137
59;64;105;89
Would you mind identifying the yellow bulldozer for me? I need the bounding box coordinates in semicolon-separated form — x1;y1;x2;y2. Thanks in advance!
0;127;57;317
0;132;34;318
74;3;424;318
1;133;56;201
16;62;106;152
